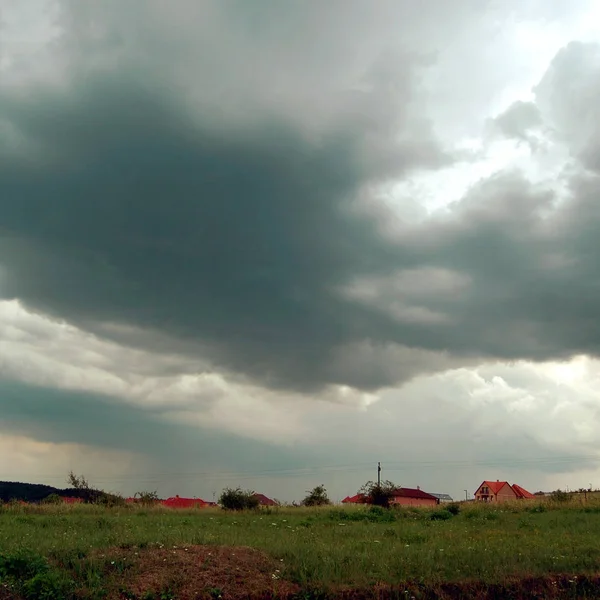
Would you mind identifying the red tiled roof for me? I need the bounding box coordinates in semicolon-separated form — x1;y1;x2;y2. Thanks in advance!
341;494;366;504
252;493;278;506
390;487;437;500
512;484;535;499
480;480;509;495
161;496;207;508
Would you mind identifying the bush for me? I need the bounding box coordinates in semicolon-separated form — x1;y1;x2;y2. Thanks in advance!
0;550;49;580
550;489;570;503
133;490;160;505
302;485;331;507
219;487;259;511
446;503;460;515
358;480;398;508
22;570;74;600
429;509;453;521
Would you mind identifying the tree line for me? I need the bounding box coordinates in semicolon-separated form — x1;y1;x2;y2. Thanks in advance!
0;472;400;509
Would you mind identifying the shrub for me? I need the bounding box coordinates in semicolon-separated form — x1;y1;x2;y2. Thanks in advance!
358;480;398;508
22;570;74;600
219;487;259;511
429;509;453;521
134;490;160;505
550;489;570;503
446;503;460;515
302;485;331;507
0;550;49;580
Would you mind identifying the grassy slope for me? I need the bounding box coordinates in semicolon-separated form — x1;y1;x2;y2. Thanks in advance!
1;500;600;590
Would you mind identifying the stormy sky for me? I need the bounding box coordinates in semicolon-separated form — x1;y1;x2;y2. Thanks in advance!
2;0;600;502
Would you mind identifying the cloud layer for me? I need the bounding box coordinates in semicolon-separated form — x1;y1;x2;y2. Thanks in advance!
1;0;600;498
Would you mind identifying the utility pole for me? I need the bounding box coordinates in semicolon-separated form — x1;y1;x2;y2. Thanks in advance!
464;489;468;501
377;462;381;487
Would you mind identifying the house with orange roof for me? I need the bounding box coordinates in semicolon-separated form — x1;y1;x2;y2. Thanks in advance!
341;494;367;504
474;480;535;503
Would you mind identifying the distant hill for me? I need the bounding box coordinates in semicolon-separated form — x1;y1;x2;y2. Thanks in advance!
0;481;83;503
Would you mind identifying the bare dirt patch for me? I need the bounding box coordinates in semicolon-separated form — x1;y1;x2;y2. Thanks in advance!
93;545;300;600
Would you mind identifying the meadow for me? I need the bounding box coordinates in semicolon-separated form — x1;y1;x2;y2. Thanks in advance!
2;498;600;599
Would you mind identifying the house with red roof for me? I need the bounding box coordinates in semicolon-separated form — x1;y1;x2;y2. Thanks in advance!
341;488;438;507
512;484;536;499
161;495;207;509
341;494;367;504
252;493;278;507
388;487;438;508
474;480;535;503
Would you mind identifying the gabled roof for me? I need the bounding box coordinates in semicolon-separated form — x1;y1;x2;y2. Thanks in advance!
478;480;510;495
341;494;366;504
390;487;437;500
430;493;453;501
512;484;535;499
162;496;207;508
252;493;278;506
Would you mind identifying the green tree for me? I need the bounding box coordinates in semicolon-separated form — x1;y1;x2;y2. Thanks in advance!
67;471;90;490
219;487;260;510
134;490;160;505
65;471;124;506
359;480;398;508
302;485;331;507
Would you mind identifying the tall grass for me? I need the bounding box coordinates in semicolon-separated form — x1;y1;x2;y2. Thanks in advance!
1;499;600;588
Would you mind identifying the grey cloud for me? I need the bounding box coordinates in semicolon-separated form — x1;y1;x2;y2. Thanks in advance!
0;68;427;392
0;379;321;480
534;42;600;170
2;5;600;396
491;101;543;148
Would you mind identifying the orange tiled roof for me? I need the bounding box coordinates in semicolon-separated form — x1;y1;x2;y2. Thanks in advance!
512;484;535;499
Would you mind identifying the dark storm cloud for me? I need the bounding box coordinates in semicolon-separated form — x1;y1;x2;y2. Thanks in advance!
2;0;600;394
0;68;440;391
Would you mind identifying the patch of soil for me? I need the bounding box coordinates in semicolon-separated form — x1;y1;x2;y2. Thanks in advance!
94;545;300;600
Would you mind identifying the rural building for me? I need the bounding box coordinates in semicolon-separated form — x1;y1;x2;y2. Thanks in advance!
474;481;535;503
252;493;278;506
161;495;207;508
388;487;438;507
430;493;454;503
341;494;367;504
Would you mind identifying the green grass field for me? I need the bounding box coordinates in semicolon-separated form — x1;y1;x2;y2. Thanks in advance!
2;499;600;598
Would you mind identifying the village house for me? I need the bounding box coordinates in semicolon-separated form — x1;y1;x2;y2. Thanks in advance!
430;493;454;503
342;487;439;507
252;493;278;506
341;494;367;504
388;487;438;507
474;480;535;503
